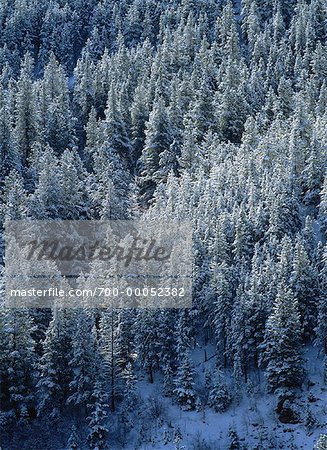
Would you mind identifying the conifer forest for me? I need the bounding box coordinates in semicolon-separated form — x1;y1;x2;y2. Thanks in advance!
0;0;327;448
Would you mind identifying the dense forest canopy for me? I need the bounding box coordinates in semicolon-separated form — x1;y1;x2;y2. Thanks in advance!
0;0;326;448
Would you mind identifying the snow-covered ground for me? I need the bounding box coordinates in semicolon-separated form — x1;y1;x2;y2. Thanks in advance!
128;346;327;450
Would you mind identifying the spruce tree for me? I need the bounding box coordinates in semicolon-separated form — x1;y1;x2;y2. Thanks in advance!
260;282;304;392
37;308;72;419
173;351;196;411
138;96;172;204
86;381;109;450
208;367;231;413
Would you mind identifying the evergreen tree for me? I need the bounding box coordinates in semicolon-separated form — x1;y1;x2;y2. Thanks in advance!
86;381;109;450
260;282;304;392
215;57;249;143
212;262;234;368
28;145;62;219
101;83;132;165
59;148;90;219
0;0;326;446
67;309;98;411
290;238;319;342
131;81;150;164
37;308;72;419
0;308;36;424
178;120;200;172
121;361;138;426
135;310;161;384
0;169;28;221
173;351;196;411
319;172;327;239
208;367;231;412
35;54;77;154
138;97;172;204
12;53;35;166
89;143;132;220
315;245;327;355
98;309;124;413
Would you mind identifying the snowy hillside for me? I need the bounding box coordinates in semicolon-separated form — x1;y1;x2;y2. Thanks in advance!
0;0;326;449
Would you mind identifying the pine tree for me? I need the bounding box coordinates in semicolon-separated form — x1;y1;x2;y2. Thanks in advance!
89;143;132;220
35;54;77;154
0;169;28;221
301;133;324;207
157;140;179;182
212;262;234;368
125;1;142;47
59;148;90;219
173;426;184;450
73;51;96;123
98;309;126;413
241;0;261;53
121;361;138;427
260;282;304;392
67;309;98;411
215;2;241;61
290;238;319;342
208;367;231;412
28;144;62;219
163;361;174;397
178;120;200;172
315;245;327;355
232;203;254;262
173;351;196;411
267;171;301;239
100;83;132;165
135;310;161;384
86;381;109;450
215;57;249;143
131;80;150;164
304;403;317;432
138;96;173;204
0;76;17;175
12;53;35;166
84;106;99;166
0;308;37;424
319;172;327;239
37;308;72;419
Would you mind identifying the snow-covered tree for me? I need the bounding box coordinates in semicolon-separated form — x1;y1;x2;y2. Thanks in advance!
208;367;231;412
37;308;72;419
86;381;109;450
173;351;197;411
138;97;173;203
260;282;304;392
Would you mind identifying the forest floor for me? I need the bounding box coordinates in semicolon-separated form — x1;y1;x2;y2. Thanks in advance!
131;345;327;450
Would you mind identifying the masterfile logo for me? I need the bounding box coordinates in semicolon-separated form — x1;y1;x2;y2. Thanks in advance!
4;220;193;308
